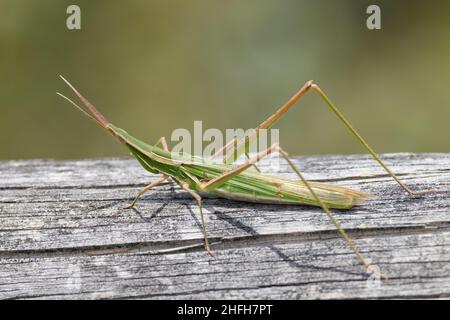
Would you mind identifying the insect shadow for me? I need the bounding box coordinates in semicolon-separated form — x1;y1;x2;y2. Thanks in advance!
186;199;363;278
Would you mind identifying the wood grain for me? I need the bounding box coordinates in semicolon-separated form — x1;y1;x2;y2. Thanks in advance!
0;153;449;299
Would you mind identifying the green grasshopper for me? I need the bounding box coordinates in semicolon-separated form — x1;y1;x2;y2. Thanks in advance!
57;76;434;279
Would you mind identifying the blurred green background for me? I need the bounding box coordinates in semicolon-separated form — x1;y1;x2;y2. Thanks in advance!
1;0;449;160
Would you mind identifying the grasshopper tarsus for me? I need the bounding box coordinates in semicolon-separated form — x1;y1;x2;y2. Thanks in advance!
408;189;437;197
118;203;134;210
205;245;215;257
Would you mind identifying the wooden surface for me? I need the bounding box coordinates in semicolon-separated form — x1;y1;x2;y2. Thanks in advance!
0;153;449;299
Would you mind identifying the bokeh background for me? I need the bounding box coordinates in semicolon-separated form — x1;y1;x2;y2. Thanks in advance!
1;0;449;160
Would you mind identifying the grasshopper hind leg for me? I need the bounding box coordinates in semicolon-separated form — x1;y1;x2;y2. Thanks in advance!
276;145;386;280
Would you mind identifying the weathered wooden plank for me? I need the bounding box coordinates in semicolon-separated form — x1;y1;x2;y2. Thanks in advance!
0;153;449;299
0;232;449;300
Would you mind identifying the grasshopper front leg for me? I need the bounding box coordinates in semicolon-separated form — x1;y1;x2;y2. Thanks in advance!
120;136;171;209
119;175;169;209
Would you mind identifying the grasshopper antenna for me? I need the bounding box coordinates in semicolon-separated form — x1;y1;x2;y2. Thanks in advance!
56;92;106;129
58;75;109;128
